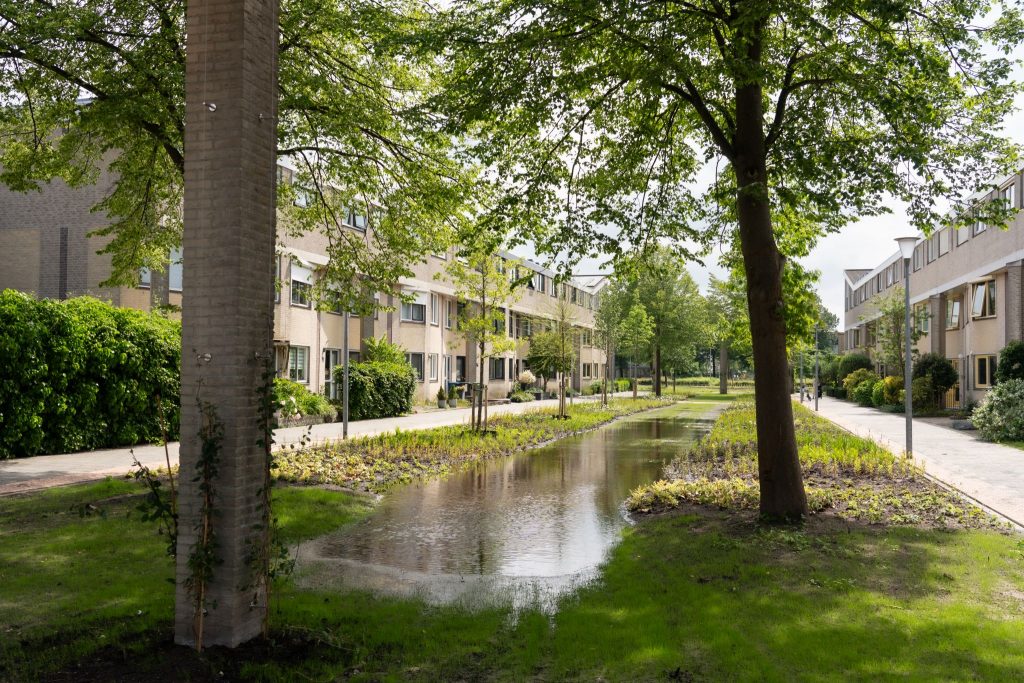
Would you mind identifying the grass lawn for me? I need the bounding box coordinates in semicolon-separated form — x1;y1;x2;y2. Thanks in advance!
3;391;1022;681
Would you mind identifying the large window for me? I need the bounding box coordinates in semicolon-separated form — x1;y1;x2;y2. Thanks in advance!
428;353;439;381
406;352;424;381
946;299;961;330
489;357;506;380
1000;183;1017;210
430;293;439;325
323;349;340;399
401;300;426;323
975;354;997;389
971;280;997;319
914;303;930;334
291;262;313;307
288;346;309;383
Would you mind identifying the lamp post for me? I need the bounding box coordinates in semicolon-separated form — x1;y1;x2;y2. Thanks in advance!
896;237;918;456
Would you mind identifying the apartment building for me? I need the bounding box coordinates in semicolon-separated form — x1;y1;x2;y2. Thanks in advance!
0;161;608;404
839;167;1024;406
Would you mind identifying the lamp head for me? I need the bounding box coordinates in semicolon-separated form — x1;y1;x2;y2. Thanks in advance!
895;236;917;260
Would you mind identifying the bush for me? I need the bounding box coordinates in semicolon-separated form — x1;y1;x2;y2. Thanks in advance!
342;360;416;421
363;335;407;365
517;370;536;387
837;353;873;381
509;391;534;403
614;378;630;392
842;368;878;392
589;381;603;395
913;353;958;405
0;291;181;458
871;376;903;407
911;376;933;410
995;341;1024;383
972;378;1024;441
852;380;875;406
274;378;336;420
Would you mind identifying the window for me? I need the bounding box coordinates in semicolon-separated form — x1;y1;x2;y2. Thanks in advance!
956;223;970;246
288;346;309;383
946;299;961;330
446;300;455;329
914;303;930;334
583;363;592;379
886;266;894;287
938;228;950;257
975;354;997;389
344;207;368;231
323;349;340;400
291;262;313;307
430;293;439;325
974;211;987;236
443;355;451;381
550;280;558;298
971;280;997;319
139;267;151;287
406;352;424;381
926;236;936;263
168;247;183;292
913;245;922;271
429;353;438;381
401;300;426;323
1000;183;1016;210
489;357;506;380
456;356;466;382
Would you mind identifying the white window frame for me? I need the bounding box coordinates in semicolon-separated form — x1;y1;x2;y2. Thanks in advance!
975;354;996;389
406;352;424;381
430;293;439;325
445;300;454;329
401;301;426;323
1000;183;1016;210
946;299;960;330
429;353;439;381
288;346;309;384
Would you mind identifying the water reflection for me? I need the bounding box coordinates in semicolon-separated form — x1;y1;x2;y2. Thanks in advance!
301;405;708;609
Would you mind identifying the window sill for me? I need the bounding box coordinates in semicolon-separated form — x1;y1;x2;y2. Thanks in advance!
401;319;426;325
972;315;997;321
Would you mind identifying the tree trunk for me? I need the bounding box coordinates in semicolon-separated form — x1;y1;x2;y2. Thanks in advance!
719;341;729;395
653;343;662;397
175;0;277;648
476;343;485;431
733;27;808;521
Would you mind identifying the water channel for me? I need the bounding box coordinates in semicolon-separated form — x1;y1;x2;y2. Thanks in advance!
298;403;712;612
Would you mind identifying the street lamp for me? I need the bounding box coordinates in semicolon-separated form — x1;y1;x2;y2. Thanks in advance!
895;236;918;456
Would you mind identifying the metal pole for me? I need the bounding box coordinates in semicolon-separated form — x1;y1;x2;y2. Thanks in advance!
342;311;350;439
814;329;820;411
904;259;913;455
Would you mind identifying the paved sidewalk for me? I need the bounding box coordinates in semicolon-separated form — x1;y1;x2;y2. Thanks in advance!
808;396;1024;526
0;393;639;496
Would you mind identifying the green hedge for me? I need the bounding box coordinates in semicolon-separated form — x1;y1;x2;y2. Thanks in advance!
340;361;416;421
274;378;336;420
0;291;181;458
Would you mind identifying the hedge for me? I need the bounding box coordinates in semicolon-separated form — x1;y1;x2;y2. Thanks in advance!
0;291;181;458
274;378;336;420
340;360;416;421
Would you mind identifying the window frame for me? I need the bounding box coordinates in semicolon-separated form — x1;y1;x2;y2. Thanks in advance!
971;280;997;319
400;301;426;323
430;293;439;326
288;346;309;384
975;354;997;389
428;353;439;381
945;299;961;330
406;352;425;381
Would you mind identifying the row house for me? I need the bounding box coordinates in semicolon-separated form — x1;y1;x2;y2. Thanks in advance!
840;167;1024;405
0;160;607;404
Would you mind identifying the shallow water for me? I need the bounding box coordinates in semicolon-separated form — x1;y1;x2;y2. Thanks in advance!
301;403;710;611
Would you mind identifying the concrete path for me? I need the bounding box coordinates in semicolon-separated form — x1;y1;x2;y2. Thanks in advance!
0;393;640;496
808;396;1024;527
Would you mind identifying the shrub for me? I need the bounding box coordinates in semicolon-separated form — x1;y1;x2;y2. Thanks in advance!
342;360;416;421
913;353;958;405
972;378;1024;441
615;378;630;392
362;335;407;365
447;385;458;400
995;341;1024;383
820;357;840;387
0;291;181;458
910;376;933;410
851;380;875;406
589;381;603;395
509;391;535;403
517;370;536;387
436;387;447;402
871;376;903;407
274;378;336;419
837;353;873;380
842;368;878;392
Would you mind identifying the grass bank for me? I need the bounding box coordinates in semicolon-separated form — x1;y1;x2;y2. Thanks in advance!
629;401;1002;529
5;391;1022;681
273;396;675;492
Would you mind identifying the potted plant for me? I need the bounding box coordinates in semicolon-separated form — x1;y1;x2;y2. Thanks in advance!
447;385;458;408
436;387;447;409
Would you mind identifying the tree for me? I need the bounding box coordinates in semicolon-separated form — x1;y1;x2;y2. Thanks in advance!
443;247;518;430
435;0;1021;520
618;303;655;399
913;353;958;407
706;274;751;394
593;281;628;405
0;0;467;308
525;299;578;417
868;286;926;378
619;248;707;396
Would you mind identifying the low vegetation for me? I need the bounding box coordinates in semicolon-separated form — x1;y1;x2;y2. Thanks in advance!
629;402;1001;529
273;378;336;421
274;397;672;492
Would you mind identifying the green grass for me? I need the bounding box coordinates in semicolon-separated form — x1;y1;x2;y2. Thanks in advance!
4;392;1022;681
273;397;675;492
629;402;999;528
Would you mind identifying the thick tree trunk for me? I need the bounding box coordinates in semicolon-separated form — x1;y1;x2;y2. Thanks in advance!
653;343;662;397
175;0;278;648
733;37;808;521
719;341;729;395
